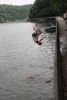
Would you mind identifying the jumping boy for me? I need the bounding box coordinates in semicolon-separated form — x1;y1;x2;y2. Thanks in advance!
32;25;43;45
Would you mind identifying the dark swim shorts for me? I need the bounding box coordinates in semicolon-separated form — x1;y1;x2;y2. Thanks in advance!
32;32;38;37
32;31;42;37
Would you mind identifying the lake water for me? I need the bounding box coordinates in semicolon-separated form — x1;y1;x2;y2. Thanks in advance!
0;22;55;100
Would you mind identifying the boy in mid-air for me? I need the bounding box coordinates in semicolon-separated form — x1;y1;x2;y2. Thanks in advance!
32;25;43;45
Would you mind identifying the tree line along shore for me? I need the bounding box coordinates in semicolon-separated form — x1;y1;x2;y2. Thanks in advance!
0;4;32;23
0;0;67;23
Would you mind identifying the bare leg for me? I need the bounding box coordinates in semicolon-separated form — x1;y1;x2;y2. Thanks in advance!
38;36;45;42
32;35;45;46
32;36;38;43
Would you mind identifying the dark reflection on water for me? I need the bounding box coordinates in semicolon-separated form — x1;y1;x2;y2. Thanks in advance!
0;22;56;100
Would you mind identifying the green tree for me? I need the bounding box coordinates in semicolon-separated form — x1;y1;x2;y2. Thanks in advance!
0;4;32;23
29;0;67;18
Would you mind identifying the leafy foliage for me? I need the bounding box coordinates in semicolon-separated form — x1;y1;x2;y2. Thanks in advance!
0;4;32;23
29;0;67;18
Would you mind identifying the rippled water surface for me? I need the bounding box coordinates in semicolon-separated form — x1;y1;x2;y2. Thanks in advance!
0;22;55;100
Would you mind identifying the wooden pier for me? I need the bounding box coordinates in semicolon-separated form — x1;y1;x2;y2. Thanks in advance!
54;17;67;100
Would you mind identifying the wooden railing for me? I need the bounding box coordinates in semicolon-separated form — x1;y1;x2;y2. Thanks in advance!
27;17;56;24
